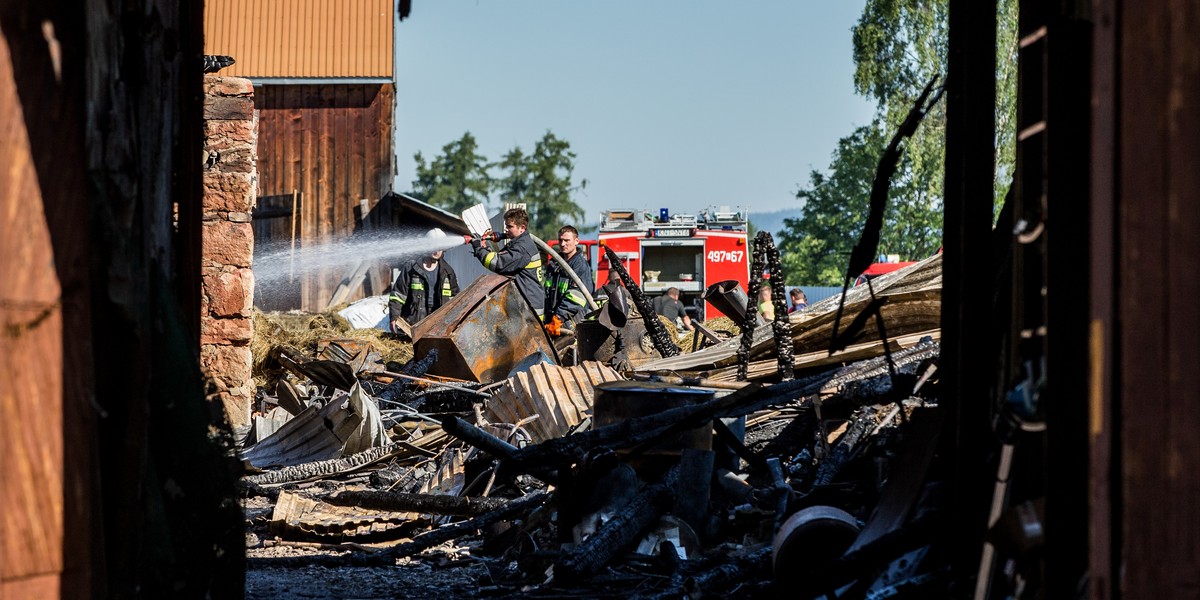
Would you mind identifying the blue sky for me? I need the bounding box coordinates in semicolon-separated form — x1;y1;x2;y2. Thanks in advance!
393;1;875;221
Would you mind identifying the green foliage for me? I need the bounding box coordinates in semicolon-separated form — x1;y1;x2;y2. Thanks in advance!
496;131;588;241
410;132;492;214
779;124;940;286
409;131;588;241
779;0;1017;285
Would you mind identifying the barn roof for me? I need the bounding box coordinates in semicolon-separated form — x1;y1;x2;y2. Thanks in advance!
204;0;393;80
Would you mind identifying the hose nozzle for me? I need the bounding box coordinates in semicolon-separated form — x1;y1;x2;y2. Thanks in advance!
463;232;503;245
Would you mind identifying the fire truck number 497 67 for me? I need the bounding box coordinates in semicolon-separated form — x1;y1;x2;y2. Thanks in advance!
597;206;751;321
707;250;745;263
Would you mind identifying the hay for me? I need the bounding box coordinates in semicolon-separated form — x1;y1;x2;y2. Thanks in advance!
676;316;741;353
250;307;414;390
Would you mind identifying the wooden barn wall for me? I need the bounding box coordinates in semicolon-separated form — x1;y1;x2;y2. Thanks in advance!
0;22;73;598
1090;0;1200;596
3;0;243;597
254;83;394;311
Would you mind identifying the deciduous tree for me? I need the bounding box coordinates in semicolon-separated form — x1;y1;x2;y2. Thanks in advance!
779;0;1017;285
410;132;492;214
494;131;587;241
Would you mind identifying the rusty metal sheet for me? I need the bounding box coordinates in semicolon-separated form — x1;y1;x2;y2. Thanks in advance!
485;362;623;443
269;491;417;542
413;273;559;383
241;384;387;468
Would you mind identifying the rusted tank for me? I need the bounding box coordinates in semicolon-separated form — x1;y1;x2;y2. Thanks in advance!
412;273;558;383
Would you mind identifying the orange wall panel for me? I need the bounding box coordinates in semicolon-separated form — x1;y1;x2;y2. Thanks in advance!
205;0;393;78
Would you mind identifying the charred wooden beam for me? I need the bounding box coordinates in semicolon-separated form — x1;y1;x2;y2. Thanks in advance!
630;372;752;391
241;443;405;487
326;490;510;516
762;232;795;381
808;406;879;490
647;546;773;600
554;466;679;581
438;415;519;459
247;491;552;568
737;235;767;381
503;374;833;475
603;245;678;358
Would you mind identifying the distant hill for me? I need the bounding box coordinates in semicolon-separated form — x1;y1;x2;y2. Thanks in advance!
749;208;800;237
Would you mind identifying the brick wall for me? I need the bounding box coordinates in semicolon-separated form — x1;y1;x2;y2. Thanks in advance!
201;76;256;432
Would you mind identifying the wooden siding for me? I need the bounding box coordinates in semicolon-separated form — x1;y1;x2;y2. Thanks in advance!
255;83;395;311
1;30;66;598
205;0;393;78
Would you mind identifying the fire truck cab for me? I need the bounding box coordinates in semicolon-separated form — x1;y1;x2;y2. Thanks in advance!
596;206;750;321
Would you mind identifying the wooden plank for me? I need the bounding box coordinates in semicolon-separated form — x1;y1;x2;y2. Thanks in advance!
349;85;366;226
1118;1;1174;595
1163;0;1200;587
0;28;66;591
302;85;321;311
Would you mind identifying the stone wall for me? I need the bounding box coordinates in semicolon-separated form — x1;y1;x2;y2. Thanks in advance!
200;76;257;433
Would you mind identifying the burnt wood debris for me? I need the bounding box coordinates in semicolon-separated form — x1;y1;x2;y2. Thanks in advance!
241;228;952;597
236;81;957;598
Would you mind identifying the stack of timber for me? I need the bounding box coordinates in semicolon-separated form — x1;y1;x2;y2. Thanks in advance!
639;252;942;380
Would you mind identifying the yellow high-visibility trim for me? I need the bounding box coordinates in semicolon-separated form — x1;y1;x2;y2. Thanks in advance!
525;259;542;269
410;282;426;291
484;252;497;268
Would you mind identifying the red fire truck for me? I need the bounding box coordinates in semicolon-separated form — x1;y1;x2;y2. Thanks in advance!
596;206;751;320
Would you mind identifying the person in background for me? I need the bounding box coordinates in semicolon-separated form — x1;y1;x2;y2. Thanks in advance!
389;244;460;331
653;286;695;332
757;286;776;322
471;207;545;319
544;225;593;332
788;288;808;313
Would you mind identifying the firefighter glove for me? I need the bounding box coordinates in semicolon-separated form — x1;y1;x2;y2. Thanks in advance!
544;314;565;337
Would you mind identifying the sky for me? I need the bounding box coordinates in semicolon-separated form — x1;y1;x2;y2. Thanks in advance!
392;1;875;222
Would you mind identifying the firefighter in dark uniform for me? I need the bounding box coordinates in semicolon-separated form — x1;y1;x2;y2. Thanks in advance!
544;225;593;331
471;207;545;318
389;245;460;331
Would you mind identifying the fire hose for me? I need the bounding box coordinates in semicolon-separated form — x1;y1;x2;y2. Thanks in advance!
462;232;599;312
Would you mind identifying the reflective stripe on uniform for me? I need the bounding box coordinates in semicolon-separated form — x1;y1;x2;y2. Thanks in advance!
484;251;498;268
526;259;542;269
410;282;426;291
565;290;586;306
389;293;406;306
442;281;453;296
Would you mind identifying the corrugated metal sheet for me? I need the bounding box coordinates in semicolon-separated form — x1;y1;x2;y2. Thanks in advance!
204;0;393;78
486;363;624;443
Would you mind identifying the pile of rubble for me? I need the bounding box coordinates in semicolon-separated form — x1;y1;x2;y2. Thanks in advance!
240;254;946;598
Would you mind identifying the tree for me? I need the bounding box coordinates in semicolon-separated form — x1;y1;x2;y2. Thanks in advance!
778;0;1017;285
410;132;492;214
493;131;587;241
779;124;939;285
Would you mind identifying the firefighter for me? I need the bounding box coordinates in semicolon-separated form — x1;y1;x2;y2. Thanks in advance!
470;207;545;318
389;232;460;331
543;225;593;334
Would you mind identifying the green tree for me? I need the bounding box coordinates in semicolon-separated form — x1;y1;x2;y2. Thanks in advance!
493;131;587;241
778;124;914;285
410;132;492;214
779;0;1017;285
